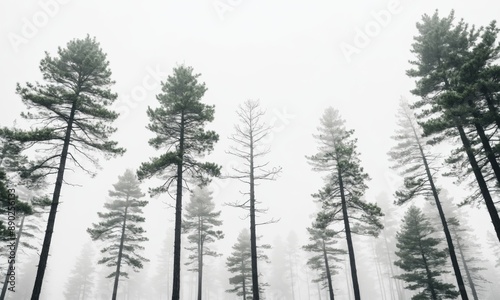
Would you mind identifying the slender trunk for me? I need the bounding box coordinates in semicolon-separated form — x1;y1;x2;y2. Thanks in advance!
249;131;260;300
112;201;129;300
455;234;479;300
317;281;322;300
337;167;361;300
242;259;247;300
1;215;25;300
457;124;500;242
172;113;185;300
420;245;438;300
31;98;78;300
198;218;203;300
322;239;335;300
81;274;87;300
411;124;469;299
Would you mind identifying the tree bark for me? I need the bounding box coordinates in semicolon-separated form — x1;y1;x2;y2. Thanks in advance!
249;129;260;300
112;200;129;300
338;167;361;300
31;98;78;300
322;239;335;300
457;124;500;242
172;113;185;300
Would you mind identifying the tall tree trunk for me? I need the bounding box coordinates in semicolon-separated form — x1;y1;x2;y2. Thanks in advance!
457;124;500;242
455;233;479;300
112;201;129;300
337;167;361;300
249;131;260;300
172;113;185;300
322;239;335;300
31;99;78;300
412;124;469;299
198;218;203;300
1;215;25;300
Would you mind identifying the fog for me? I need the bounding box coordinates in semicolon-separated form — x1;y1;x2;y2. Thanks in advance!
1;1;499;299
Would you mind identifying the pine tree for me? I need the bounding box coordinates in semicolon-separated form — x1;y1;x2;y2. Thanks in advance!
307;107;383;300
1;35;125;299
87;169;148;300
183;185;224;300
407;10;500;242
226;229;269;300
137;65;220;300
64;241;95;300
394;206;459;300
388;98;469;299
226;99;281;300
303;214;346;300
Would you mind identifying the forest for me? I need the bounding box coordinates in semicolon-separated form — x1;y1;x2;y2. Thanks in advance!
1;3;500;300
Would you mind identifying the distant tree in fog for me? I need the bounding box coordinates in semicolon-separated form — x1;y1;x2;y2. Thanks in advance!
87;169;148;300
303;212;346;300
64;242;95;300
183;185;224;300
226;229;270;299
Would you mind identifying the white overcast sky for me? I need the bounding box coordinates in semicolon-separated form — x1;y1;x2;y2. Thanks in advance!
1;1;499;299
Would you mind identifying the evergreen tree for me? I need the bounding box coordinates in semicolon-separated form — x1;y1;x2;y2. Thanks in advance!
87;169;148;300
388;98;469;299
303;214;346;300
64;241;95;300
226;229;269;300
307;107;383;300
226;99;281;300
394;206;459;300
183;185;224;300
137;65;220;300
1;35;125;299
407;10;500;242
